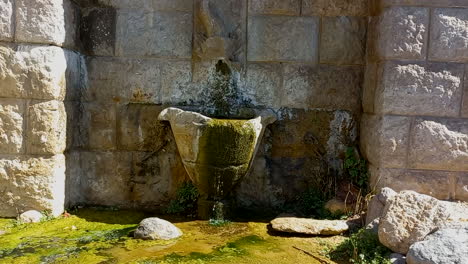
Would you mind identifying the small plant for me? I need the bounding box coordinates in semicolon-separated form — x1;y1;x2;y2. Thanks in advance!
328;229;392;264
344;147;369;190
166;182;199;216
40;210;55;222
208;219;231;227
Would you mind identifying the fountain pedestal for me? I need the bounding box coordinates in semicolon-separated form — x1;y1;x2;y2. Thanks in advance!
159;107;276;219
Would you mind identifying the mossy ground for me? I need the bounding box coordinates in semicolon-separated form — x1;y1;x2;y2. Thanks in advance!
0;209;347;264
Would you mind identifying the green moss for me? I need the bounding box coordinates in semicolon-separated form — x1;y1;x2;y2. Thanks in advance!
196;119;256;198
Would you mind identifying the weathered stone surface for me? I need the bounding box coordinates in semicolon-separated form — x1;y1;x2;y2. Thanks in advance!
248;16;319;62
249;0;300;15
94;0;192;11
243;63;281;108
375;7;429;60
369;167;456;200
194;0;246;63
375;62;464;116
153;0;193;11
302;0;368;16
78;151;132;206
0;0;13;41
270;217;349;235
0;154;66;217
19;210;43;223
366;188;396;224
320;16;367;65
16;0;78;47
134;217;182;240
116;10;192;58
429;8;468;62
463;65;468;117
381;0;468;7
389;253;406;264
80;103;116;151
0;45;81;100
0;99;24;154
361;114;410;168
117;104;168;151
85;57;161;104
160;61;194;104
282;64;363;112
455;173;468;201
362;62;378;113
80;7;116;56
378;190;466;254
409;118;468;171
27;101;66;155
407;226;468;264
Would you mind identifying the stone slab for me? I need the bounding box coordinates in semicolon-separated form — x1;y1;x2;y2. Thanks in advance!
247;16;319;63
455;173;468;201
16;0;78;47
430;8;468;62
320;16;367;65
360;114;410;168
409;118;468;171
369;166;456;200
0;0;13;41
249;0;300;15
80;103;116;151
375;62;464;117
0;99;25;154
381;0;468;7
116;10;192;58
243;63;282;108
80;7;116;56
463;65;468;117
282;64;363;112
0;154;66;217
160;60;194;104
302;0;368;16
375;7;429;60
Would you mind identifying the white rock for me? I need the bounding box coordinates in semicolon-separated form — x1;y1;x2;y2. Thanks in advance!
19;210;43;223
134;217;182;240
270;217;349;235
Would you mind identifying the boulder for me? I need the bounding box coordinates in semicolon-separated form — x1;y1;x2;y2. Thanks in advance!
407;226;468;264
19;210;43;223
134;217;182;240
365;218;380;235
366;187;397;224
378;190;468;254
270;217;349;235
324;198;349;214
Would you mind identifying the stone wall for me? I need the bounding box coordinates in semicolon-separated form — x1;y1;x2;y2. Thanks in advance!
0;0;84;217
362;0;468;201
67;0;367;211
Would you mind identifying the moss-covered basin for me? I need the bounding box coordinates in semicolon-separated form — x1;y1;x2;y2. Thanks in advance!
158;108;276;199
0;209;346;264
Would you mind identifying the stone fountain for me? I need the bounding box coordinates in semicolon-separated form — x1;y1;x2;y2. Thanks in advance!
159;107;276;219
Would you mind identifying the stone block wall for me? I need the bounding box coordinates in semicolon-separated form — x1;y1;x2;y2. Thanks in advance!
0;0;84;217
362;0;468;201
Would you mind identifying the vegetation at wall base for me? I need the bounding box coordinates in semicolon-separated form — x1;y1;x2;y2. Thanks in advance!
166;182;199;217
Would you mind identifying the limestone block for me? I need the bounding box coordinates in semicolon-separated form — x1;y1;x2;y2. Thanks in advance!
375;7;429;60
381;0;468;7
409;118;468;171
375;62;464;117
243;63;281;108
81;8;116;56
0;0;13;41
302;0;368;16
85;57;161;104
362;62;380;114
0;45;78;100
463;65;468;117
429;8;468;62
0;99;24;154
282;64;363;112
16;0;78;47
360;114;410;168
320;16;367;65
369;166;456;200
249;0;300;15
117;104;168;151
81;103;116;151
194;0;246;63
116;10;192;58
79;152;132;206
160;61;194;104
153;0;193;12
27;101;66;155
97;0;151;9
455;173;468;201
247;16;319;62
0;154;66;217
271;217;349;235
65;151;82;206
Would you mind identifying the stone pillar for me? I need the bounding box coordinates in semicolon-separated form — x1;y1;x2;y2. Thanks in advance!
362;0;468;201
0;0;83;217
